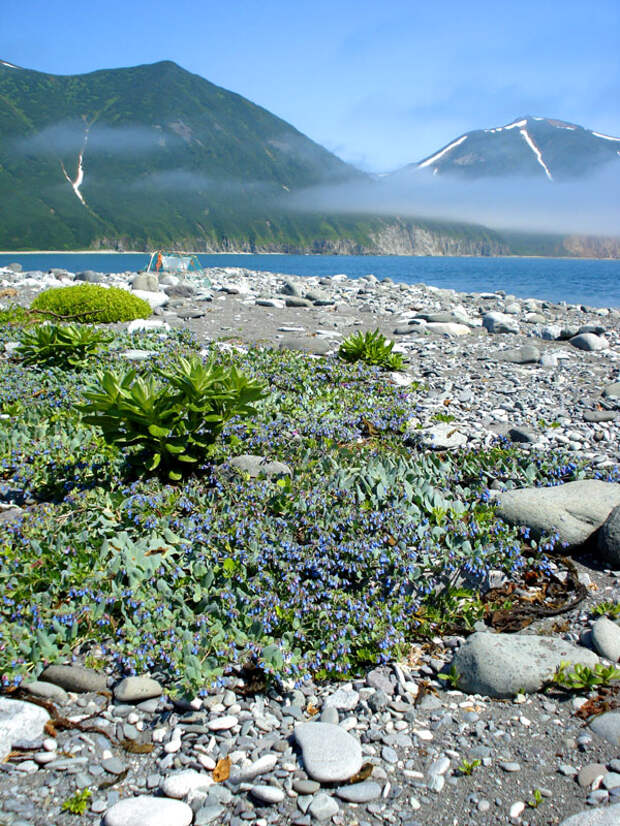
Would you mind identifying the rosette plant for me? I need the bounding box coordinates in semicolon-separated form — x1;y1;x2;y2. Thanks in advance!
338;328;404;370
80;355;268;480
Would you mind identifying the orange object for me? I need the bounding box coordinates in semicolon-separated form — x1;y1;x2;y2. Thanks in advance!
156;253;163;271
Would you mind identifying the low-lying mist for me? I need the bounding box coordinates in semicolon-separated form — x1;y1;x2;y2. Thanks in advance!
285;165;620;236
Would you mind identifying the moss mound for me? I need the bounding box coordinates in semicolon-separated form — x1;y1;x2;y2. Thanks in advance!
31;284;151;324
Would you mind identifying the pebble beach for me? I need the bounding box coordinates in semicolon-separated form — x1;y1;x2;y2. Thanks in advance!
1;262;620;826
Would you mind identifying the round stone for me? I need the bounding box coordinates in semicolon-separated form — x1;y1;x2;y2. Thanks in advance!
103;796;193;826
161;770;212;799
294;722;362;783
336;781;382;803
207;715;238;731
114;676;162;703
250;785;285;804
0;698;50;761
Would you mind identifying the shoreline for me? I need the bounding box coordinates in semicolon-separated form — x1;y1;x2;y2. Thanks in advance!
1;250;619;262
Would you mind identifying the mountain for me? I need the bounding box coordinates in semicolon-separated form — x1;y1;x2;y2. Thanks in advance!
403;116;620;181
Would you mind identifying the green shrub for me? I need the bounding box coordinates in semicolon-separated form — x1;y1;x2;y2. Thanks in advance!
31;284;151;323
0;303;33;328
80;355;268;481
339;328;404;371
17;323;112;369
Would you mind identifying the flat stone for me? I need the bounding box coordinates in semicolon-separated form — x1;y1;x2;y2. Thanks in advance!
507;426;537;444
584;410;617;423
419;421;467;450
308;792;339;821
577;764;607;789
103;796;193;826
21;680;69;704
194;804;225;825
590;712;620;747
238;754;278;781
278;337;332;355
599;506;620;567
0;698;50;760
570;333;608;351
494;480;620;550
293;779;321;795
40;663;107;693
285;297;311;308
559;803;620;825
294;722;362;783
102;757;126;775
497;345;540;364
336;781;382;803
126;319;168;333
450;632;599;698
132;273;159;292
603;382;620;400
591;616;620;661
114;676;162;703
603;773;620;790
207;715;238;731
132;289;169;309
250;785;285;804
161;770;213;799
323;689;360;711
425;322;471;336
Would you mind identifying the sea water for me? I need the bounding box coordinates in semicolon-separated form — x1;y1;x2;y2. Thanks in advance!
0;253;618;308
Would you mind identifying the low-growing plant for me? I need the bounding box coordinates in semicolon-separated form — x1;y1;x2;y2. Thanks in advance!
80;355;268;481
552;661;620;692
338;328;404;371
456;758;481;776
31;283;151;323
16;323;112;369
61;788;91;814
527;789;544;809
591;601;620;618
432;412;456;424
438;664;462;688
0;303;33;328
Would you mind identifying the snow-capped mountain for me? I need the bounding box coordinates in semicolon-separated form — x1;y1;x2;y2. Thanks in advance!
402;116;620;181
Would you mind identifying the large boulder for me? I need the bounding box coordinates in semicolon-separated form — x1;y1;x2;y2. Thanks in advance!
0;698;50;760
482;312;519;334
598;505;620;567
449;632;599;698
559;804;620;826
494;480;620;549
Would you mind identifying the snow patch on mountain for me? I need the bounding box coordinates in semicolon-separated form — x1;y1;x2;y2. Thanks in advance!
0;60;20;69
418;135;468;169
592;131;620;142
60;127;90;205
519;128;553;181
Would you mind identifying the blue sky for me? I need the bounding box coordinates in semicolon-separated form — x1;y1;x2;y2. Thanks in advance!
3;0;619;171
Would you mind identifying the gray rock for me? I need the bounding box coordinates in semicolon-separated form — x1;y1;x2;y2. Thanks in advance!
40;664;107;693
103;796;193;826
165;283;196;299
591;616;620;661
228;454;292;478
494;480;620;549
21;680;69;704
0;698;50;761
507;426;537;444
569;333;609;351
280;279;301;297
132;273;159;292
194;804;225;825
293;780;321;795
584;410;617;423
161;770;213;799
603;382;620;400
278;337;333;355
577;764;607;788
540;324;562;340
497;345;540;364
599;506;620;567
366;666;396;694
323;688;359;711
285;297;312;308
308;793;339;821
102;757;126;775
114;676;162;703
250;785;285;804
425;322;471;337
419;421;467;450
559;803;620;825
294;722;362;783
335;781;382;803
75;270;105;283
590;712;620;747
482;312;519;334
450;632;599;698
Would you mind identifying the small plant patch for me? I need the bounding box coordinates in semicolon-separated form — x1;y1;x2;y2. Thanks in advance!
31;283;151;323
552;662;620;692
591;601;620;618
338;328;404;371
61;788;91;814
80;354;268;480
456;758;481;776
16;323;112;369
